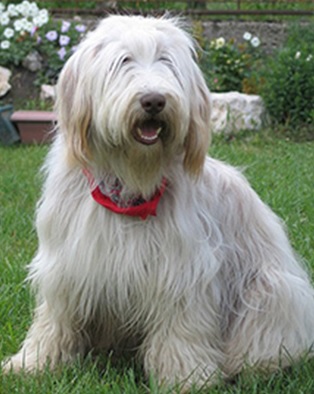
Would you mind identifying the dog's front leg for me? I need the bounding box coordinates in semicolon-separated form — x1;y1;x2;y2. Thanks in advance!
141;302;224;391
2;300;88;372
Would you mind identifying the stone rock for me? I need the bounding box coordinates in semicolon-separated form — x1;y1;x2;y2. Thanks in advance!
40;84;56;101
210;92;266;133
0;66;12;97
22;50;43;72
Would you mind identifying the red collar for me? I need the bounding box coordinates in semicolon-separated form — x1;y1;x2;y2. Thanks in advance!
83;170;166;220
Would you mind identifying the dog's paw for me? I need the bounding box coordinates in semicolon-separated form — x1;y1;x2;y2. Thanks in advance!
1;353;40;373
1;355;24;373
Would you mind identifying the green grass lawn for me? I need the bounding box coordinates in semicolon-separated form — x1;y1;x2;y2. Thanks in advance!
1;131;314;393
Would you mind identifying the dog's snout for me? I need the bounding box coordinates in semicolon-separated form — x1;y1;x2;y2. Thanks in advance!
140;93;166;116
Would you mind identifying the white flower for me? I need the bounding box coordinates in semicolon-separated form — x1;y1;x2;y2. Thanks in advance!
215;37;225;49
17;1;31;17
33;11;49;27
32;15;46;27
4;27;14;39
16;3;25;15
39;8;49;19
32;8;49;26
21;0;31;7
24;20;34;32
7;4;19;17
40;13;49;25
29;2;39;17
14;16;34;32
17;17;30;31
1;40;11;49
251;36;261;48
306;54;312;62
0;3;5;13
295;51;301;59
243;32;252;41
0;12;10;26
14;19;23;32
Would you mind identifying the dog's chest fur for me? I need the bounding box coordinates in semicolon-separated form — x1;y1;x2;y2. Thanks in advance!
35;163;219;332
76;194;214;327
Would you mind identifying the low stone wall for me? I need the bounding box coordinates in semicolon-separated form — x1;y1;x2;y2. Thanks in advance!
66;17;290;54
201;20;289;53
44;17;293;55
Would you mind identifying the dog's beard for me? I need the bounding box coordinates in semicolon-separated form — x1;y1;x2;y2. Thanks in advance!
102;132;178;199
88;101;186;198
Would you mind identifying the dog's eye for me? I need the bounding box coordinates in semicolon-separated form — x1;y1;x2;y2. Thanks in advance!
159;56;171;64
121;56;131;65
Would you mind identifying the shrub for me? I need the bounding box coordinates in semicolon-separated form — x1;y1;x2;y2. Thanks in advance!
258;24;314;129
200;32;262;93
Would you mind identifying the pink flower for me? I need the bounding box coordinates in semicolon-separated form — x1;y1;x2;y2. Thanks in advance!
75;24;86;33
45;30;58;41
59;35;70;46
30;26;38;37
61;21;71;33
57;47;67;60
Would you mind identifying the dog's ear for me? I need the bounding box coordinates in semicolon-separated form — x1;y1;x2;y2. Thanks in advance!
55;60;92;167
183;69;211;177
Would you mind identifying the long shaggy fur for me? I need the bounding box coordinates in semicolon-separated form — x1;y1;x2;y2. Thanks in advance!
3;15;314;391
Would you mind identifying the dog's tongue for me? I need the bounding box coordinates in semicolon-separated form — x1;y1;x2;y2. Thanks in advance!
135;120;161;145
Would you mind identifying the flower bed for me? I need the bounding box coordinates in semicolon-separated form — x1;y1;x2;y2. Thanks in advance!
0;1;88;84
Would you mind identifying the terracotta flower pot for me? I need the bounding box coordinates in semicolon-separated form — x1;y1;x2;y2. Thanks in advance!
11;110;57;144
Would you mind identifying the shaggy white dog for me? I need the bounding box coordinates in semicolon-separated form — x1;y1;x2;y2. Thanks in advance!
3;15;314;390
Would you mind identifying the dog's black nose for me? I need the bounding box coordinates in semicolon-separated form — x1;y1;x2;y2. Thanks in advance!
140;93;166;115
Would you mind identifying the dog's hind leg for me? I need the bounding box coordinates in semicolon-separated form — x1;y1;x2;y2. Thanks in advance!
2;300;89;372
223;266;314;376
212;172;314;377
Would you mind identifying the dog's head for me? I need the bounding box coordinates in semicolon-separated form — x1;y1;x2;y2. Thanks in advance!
56;15;211;196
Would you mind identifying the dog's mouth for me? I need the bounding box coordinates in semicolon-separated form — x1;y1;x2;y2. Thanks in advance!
132;119;164;146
